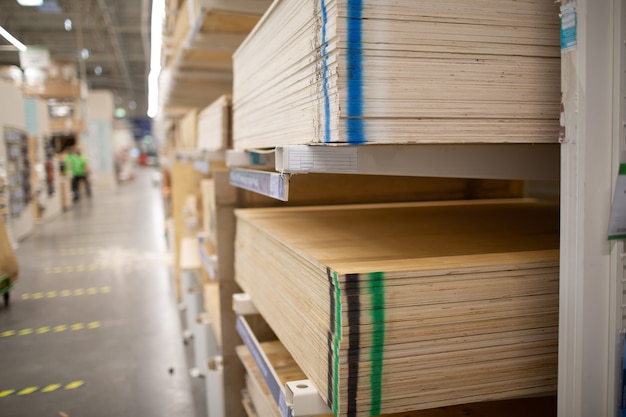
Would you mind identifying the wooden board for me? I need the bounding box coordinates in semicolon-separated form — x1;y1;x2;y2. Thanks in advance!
232;0;561;149
234;200;559;417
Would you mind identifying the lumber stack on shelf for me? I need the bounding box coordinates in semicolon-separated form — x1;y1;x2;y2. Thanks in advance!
233;0;560;149
177;108;200;149
198;95;232;152
209;170;525;417
171;160;215;300
235;199;559;417
23;60;83;100
237;341;557;417
201;178;217;243
160;0;272;115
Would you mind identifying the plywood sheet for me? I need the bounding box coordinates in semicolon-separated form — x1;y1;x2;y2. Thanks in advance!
233;0;561;148
235;199;559;416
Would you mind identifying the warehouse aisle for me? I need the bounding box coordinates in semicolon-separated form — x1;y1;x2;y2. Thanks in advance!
0;167;206;417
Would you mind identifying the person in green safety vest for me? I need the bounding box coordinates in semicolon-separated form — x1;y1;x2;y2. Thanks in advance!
66;147;91;201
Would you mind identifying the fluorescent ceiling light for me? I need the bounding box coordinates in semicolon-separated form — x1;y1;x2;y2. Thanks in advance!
0;25;26;51
16;0;43;5
147;0;164;118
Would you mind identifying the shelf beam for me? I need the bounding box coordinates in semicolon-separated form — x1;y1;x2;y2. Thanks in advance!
275;143;560;181
235;315;288;415
176;148;226;162
226;149;275;168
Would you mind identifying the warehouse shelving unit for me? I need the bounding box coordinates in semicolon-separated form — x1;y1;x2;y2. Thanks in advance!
225;141;561;417
158;1;626;416
217;1;626;417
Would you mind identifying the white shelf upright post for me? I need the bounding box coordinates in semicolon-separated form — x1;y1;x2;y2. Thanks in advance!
609;0;626;413
558;0;622;415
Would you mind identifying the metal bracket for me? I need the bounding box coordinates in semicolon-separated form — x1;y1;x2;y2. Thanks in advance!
233;293;259;315
285;380;332;417
234;296;331;417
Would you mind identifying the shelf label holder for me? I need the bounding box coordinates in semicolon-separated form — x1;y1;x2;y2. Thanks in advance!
229;168;289;201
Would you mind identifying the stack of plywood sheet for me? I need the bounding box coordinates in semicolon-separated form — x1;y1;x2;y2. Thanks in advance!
177;108;200;149
197;95;232;152
235;199;559;417
161;0;272;114
233;0;560;149
200;178;217;243
237;341;557;417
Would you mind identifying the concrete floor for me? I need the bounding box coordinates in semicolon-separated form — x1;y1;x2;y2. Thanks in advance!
0;167;206;417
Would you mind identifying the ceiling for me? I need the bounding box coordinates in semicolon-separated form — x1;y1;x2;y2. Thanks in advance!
0;0;151;118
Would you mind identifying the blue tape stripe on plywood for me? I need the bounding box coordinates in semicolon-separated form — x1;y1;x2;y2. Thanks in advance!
321;0;332;143
346;0;364;144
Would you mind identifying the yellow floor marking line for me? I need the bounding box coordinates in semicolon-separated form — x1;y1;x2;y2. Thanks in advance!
0;381;85;398
53;325;68;332
64;381;85;390
17;387;38;396
41;384;62;393
20;287;111;300
45;263;118;274
1;322;101;338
